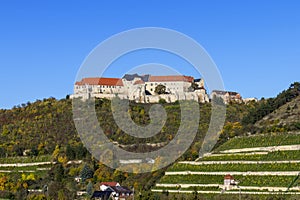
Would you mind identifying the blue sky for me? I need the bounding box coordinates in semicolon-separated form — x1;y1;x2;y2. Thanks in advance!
0;1;299;108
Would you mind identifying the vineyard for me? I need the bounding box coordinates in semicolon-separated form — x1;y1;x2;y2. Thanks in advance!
0;155;51;164
152;132;300;197
168;162;300;172
159;174;298;187
201;150;300;161
216;133;300;152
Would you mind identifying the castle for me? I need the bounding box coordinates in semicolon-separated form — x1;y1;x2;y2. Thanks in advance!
72;74;209;103
72;73;249;104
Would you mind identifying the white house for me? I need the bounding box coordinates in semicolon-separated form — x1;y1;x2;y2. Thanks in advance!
97;182;133;200
211;90;243;104
223;174;238;190
74;77;124;95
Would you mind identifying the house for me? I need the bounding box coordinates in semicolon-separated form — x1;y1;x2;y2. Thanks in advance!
223;174;238;190
91;191;112;200
211;90;243;104
92;182;133;200
99;182;120;191
74;77;124;95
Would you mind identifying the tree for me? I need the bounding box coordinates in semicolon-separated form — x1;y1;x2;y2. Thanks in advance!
158;98;167;104
54;164;64;182
80;164;94;182
52;145;60;161
86;181;93;196
66;144;75;160
0;147;6;158
15;185;28;200
154;84;166;94
74;144;88;159
58;190;66;200
47;181;63;199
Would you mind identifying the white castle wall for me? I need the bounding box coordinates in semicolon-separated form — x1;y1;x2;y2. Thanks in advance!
72;77;209;103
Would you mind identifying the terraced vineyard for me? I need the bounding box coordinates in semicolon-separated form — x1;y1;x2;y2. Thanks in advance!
215;133;300;152
152;133;300;198
0;155;53;185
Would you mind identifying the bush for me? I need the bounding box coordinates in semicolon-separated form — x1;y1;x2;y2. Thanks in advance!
159;98;167;104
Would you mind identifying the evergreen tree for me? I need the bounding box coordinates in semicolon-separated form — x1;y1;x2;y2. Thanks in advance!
86;181;93;196
80;164;94;182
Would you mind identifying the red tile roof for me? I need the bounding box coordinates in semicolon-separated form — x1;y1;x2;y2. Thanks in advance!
75;77;123;86
100;182;119;187
148;75;193;82
224;174;234;180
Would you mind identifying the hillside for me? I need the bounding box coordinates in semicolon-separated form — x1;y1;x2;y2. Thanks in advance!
0;98;78;156
0;97;250;199
255;95;300;132
242;82;300;133
152;82;300;200
154;133;300;200
0;82;299;199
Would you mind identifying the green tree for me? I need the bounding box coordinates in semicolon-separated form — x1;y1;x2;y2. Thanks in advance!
80;164;94;182
54;164;64;182
66;144;75;160
86;181;93;196
47;181;62;199
57;190;66;200
158;98;167;104
74;144;88;159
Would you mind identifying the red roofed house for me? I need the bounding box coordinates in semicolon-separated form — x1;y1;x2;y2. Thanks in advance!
74;77;124;99
224;174;238;190
94;182;133;200
99;182;120;191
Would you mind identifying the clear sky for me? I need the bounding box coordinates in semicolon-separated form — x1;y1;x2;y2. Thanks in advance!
0;1;299;109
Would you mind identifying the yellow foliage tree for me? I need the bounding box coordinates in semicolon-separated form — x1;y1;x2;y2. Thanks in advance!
58;155;68;165
0;175;8;190
52;145;60;161
21;173;35;181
